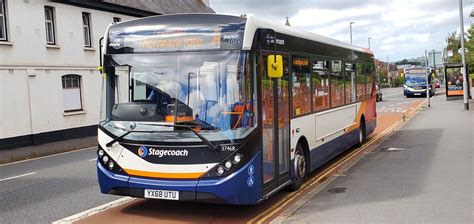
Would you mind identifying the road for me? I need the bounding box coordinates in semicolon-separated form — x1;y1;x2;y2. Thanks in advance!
0;87;431;224
0;148;118;224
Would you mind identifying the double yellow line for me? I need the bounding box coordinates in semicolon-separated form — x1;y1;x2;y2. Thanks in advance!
248;120;402;224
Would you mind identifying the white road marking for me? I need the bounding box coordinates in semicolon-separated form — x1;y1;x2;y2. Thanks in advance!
382;92;401;97
0;146;96;167
52;197;134;224
385;98;404;101
88;158;97;161
0;172;37;182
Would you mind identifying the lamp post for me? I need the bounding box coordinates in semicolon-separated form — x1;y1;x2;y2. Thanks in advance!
368;37;372;49
458;0;469;110
349;22;355;44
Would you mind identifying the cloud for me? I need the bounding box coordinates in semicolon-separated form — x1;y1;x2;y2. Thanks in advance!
212;0;473;61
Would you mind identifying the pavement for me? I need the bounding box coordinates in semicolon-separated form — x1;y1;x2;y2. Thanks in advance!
281;89;474;223
0;136;96;164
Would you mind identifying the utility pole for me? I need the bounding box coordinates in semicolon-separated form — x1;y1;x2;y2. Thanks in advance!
387;55;390;86
350;22;355;44
459;0;469;110
368;37;372;49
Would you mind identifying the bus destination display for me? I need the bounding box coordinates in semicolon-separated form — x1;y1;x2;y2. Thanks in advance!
107;23;245;53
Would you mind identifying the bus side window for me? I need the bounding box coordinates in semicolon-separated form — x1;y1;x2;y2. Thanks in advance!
291;55;311;116
355;63;366;101
364;61;375;99
344;63;356;104
312;59;330;111
330;60;344;107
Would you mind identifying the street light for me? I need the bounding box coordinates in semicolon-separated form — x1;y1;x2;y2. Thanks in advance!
368;37;372;49
349;22;355;44
458;0;469;110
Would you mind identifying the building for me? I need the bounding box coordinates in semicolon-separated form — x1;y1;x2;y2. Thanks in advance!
0;0;214;149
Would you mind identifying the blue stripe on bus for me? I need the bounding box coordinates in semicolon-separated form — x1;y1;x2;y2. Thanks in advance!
97;161;130;194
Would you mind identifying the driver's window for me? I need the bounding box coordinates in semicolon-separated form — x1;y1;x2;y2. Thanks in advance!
131;75;147;101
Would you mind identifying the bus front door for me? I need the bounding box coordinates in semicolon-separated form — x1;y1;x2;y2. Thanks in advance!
260;52;291;195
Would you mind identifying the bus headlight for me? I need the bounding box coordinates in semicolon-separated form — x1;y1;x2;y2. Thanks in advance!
224;161;232;169
102;155;109;163
233;154;242;163
98;149;104;158
108;161;115;170
216;166;225;176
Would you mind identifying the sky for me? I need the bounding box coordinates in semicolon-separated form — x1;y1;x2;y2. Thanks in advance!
211;0;473;62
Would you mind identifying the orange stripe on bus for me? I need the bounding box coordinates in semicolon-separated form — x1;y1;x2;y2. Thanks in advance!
123;168;204;179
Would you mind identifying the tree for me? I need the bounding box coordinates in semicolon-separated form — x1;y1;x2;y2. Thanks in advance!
447;25;474;74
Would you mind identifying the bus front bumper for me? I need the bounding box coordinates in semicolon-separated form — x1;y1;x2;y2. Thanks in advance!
404;89;427;96
97;152;262;205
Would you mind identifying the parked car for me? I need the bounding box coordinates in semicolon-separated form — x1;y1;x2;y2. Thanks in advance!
434;79;441;88
376;85;382;102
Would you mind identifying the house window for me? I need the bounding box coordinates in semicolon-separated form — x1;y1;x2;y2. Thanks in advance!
44;6;56;45
113;17;121;23
62;74;83;111
82;12;92;47
0;0;7;41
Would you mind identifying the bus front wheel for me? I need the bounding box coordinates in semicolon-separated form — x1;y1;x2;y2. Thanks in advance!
289;143;306;191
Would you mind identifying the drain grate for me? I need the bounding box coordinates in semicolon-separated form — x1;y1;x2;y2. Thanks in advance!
328;187;347;194
381;147;407;152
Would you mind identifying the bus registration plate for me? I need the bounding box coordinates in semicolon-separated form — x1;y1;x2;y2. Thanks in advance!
144;189;179;200
414;93;421;96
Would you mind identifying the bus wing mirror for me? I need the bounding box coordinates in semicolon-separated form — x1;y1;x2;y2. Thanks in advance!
267;55;283;78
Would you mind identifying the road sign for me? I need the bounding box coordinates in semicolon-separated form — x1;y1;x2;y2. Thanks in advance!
458;48;468;54
447;50;453;57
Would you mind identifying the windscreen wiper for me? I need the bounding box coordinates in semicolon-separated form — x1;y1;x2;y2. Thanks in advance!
139;123;220;152
105;130;156;148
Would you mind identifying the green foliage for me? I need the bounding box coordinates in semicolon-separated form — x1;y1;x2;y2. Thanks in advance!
447;25;474;74
393;76;404;87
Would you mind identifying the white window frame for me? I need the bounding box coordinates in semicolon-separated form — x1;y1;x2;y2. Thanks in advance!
0;0;8;41
62;74;83;112
44;6;56;45
82;12;92;47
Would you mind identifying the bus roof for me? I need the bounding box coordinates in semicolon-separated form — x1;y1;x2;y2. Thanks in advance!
106;13;373;56
242;15;372;55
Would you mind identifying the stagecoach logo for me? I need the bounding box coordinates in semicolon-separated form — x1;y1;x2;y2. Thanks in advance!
138;146;148;158
137;146;189;158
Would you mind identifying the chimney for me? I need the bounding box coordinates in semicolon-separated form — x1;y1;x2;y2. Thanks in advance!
285;17;291;26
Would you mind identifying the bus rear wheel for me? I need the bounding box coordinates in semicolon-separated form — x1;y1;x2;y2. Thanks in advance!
356;120;366;147
289;143;306;191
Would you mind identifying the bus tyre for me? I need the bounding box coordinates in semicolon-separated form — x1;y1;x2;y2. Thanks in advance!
289;143;306;191
356;120;366;147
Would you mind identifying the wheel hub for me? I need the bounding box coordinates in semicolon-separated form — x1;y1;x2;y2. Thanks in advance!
295;153;306;178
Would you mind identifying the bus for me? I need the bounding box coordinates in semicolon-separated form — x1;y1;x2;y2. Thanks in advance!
403;67;436;97
96;14;377;205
